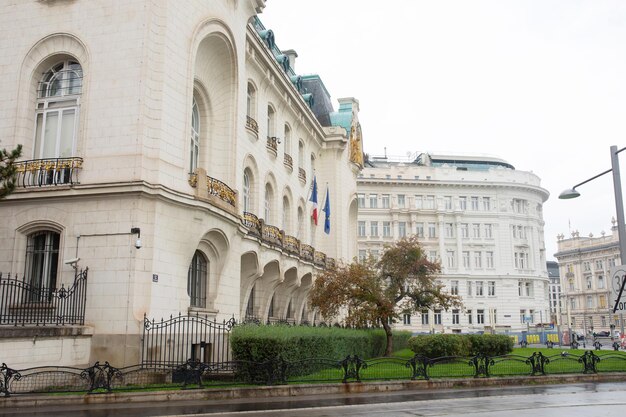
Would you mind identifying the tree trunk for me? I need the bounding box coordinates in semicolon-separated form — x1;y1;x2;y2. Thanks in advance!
381;319;393;356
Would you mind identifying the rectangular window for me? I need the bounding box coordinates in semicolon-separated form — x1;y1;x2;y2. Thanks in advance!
428;251;437;262
587;295;593;308
397;194;406;208
414;195;423;209
428;223;436;238
467;309;473;324
357;194;365;208
467;281;473;296
583;261;591;272
513;199;526;213
403;314;411;325
474;251;482;268
484;224;493;238
520;309;526;324
445;223;454;238
421;310;429;325
370;249;379;260
424;195;435;209
434;310;442;325
486;251;494;268
477;309;485;324
471;196;479;210
525;281;532;297
586;276;592;289
416;223;424;238
462;251;470;268
369;194;378;208
460;223;469;238
458;196;467;210
358;250;366;263
381;194;390;208
476;281;484;296
472;223;481;238
444;196;452;210
398;222;407;237
370;222;379;237
452;309;460;325
446;250;455;268
599;295;607;309
570;297;576;309
488;281;496;296
450;280;459;295
358;221;366;237
383;222;391;237
492;309;497;324
598;275;605;289
483;197;491;211
596;260;604;270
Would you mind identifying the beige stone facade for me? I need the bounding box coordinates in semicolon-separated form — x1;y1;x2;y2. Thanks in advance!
0;0;360;367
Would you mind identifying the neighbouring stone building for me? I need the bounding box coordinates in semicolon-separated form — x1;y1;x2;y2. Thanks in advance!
547;260;562;324
357;152;550;333
0;0;363;367
554;222;624;335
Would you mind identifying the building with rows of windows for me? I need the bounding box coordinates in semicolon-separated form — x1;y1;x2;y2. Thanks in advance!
0;0;363;367
554;222;623;335
357;152;550;333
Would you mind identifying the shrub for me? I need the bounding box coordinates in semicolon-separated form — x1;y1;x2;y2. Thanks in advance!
408;334;513;357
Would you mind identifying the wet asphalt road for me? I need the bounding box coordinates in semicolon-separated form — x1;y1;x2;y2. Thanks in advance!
2;382;626;417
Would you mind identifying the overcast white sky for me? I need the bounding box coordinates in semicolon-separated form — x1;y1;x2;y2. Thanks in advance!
260;1;626;261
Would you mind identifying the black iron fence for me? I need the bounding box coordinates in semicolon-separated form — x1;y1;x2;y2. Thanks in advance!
0;269;88;326
1;350;625;396
142;312;236;367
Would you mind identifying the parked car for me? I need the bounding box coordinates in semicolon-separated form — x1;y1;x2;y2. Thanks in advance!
594;330;610;337
572;331;585;341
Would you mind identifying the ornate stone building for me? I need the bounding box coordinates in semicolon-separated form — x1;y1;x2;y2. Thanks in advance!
357;152;550;333
0;0;361;367
554;223;622;335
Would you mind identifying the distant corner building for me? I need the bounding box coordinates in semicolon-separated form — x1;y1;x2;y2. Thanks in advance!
554;220;624;334
357;152;551;333
0;1;364;367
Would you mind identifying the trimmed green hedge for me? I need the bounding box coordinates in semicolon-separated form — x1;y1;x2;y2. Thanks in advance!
408;334;513;357
231;325;412;364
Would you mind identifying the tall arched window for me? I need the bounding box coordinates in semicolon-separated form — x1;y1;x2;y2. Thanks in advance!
297;206;304;239
246;82;256;119
284;124;291;156
264;184;273;223
298;140;304;169
282;196;291;233
310;153;316;177
34;60;82;159
190;96;200;173
25;231;60;300
245;284;255;318
243;170;251;212
267;105;275;138
187;250;208;308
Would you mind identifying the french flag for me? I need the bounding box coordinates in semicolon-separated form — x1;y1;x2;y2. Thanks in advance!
310;176;318;225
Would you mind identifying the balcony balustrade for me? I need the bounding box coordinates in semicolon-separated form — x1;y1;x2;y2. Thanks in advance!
283;153;293;170
283;234;300;255
246;116;258;136
242;212;261;237
266;136;279;156
188;172;237;208
15;157;83;188
300;244;314;262
314;251;326;267
298;167;306;184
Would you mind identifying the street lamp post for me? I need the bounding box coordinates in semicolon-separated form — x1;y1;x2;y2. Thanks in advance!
559;145;626;339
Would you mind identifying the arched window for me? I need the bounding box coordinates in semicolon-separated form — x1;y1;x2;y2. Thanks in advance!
246;82;256;119
297;206;304;239
284;124;291;156
25;231;60;300
245;284;255;319
310;153;316;177
267;105;275;138
190;96;200;173
243;170;251;212
264;183;273;223
298;140;304;169
282;196;291;233
187;250;208;308
268;293;275;318
34;60;82;159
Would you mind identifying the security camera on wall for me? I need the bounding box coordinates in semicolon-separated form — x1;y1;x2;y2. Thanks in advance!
64;258;80;268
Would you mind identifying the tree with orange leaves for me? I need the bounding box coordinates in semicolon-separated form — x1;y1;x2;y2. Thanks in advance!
309;236;462;356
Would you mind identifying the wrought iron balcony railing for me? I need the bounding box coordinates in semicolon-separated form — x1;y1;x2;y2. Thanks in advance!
246;116;258;136
15;157;83;188
298;167;306;184
283;234;300;255
301;244;314;262
314;251;327;267
242;212;261;237
266;137;279;156
261;223;282;247
188;173;237;208
283;153;293;170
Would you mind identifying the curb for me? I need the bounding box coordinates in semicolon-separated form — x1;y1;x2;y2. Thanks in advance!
2;373;626;408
